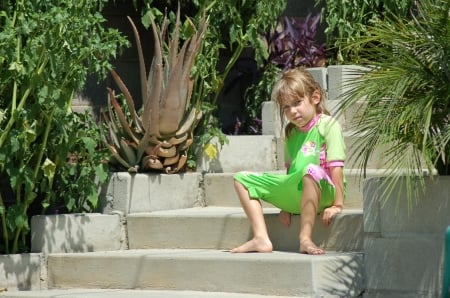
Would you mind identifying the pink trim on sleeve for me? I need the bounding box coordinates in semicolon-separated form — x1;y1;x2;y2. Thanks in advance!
327;160;344;167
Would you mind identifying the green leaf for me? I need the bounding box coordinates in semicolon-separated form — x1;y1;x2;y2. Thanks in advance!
95;164;108;183
42;158;56;180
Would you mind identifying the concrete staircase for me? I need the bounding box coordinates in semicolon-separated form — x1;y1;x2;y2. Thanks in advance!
1;132;370;297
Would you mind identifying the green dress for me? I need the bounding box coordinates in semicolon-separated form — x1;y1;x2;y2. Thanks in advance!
234;114;345;214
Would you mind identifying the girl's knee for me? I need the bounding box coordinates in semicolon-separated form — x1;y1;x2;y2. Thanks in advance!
303;174;320;190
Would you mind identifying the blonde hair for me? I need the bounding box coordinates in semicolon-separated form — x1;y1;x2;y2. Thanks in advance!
271;67;329;138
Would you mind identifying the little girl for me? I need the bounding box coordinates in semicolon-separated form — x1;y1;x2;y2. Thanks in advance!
231;67;345;255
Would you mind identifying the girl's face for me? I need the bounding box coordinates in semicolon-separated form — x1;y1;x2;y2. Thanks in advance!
281;91;321;128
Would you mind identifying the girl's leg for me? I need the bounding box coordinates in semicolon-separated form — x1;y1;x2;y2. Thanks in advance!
231;180;273;253
299;175;324;255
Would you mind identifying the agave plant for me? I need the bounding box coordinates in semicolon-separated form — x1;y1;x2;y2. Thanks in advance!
102;7;207;173
337;0;450;205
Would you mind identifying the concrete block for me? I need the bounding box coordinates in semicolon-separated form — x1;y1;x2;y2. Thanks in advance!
31;213;123;253
261;101;282;138
379;177;450;236
364;176;450;236
101;172;204;215
196;136;279;173
327;65;369;101
364;236;443;297
327;99;366;132
306;67;328;91
203;172;282;207
344;133;395;170
363;177;382;234
204;173;239;207
0;253;42;291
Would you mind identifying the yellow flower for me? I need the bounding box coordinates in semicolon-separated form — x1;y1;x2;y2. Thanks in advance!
204;143;218;160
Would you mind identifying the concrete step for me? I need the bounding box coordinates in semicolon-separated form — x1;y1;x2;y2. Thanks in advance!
204;169;386;209
101;168;378;216
127;207;363;252
0;289;302;298
196;134;391;174
41;249;364;297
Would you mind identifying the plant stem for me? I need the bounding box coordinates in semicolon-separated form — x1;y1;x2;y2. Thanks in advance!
0;193;9;254
12;108;55;253
0;57;48;149
212;37;245;105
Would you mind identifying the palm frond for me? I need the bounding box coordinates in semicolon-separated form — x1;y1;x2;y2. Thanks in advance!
337;0;450;206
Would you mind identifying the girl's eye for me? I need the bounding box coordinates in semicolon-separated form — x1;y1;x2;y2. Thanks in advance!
293;100;303;107
282;99;303;111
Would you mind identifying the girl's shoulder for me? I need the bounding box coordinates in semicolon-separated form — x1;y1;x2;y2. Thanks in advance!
317;114;342;135
318;113;336;124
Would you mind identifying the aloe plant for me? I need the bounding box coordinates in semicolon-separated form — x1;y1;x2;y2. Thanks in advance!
102;7;207;173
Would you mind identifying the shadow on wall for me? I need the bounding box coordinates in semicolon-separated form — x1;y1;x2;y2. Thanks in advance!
0;253;41;290
31;214;94;253
363;176;450;297
320;255;365;297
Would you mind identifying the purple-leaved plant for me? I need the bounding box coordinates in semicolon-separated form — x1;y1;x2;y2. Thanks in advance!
266;13;326;70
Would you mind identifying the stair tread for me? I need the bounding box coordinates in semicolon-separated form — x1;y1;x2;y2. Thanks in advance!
0;288;303;298
48;248;362;258
44;249;364;297
128;206;363;216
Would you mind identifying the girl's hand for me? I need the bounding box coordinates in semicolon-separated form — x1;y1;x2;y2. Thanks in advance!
321;205;342;226
278;211;292;227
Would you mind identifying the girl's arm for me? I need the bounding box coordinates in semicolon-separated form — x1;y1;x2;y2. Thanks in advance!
321;165;344;226
329;166;344;209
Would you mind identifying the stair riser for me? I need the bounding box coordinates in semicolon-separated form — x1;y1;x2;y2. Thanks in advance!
196;135;391;174
100;170;373;216
127;212;363;252
205;172;372;209
46;251;365;297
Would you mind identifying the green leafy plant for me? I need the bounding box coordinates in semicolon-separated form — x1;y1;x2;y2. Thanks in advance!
337;0;450;207
316;0;416;64
0;0;128;254
47;111;110;214
102;6;206;173
192;0;287;140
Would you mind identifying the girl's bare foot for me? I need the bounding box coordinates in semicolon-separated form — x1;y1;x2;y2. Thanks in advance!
231;238;273;253
300;239;325;255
